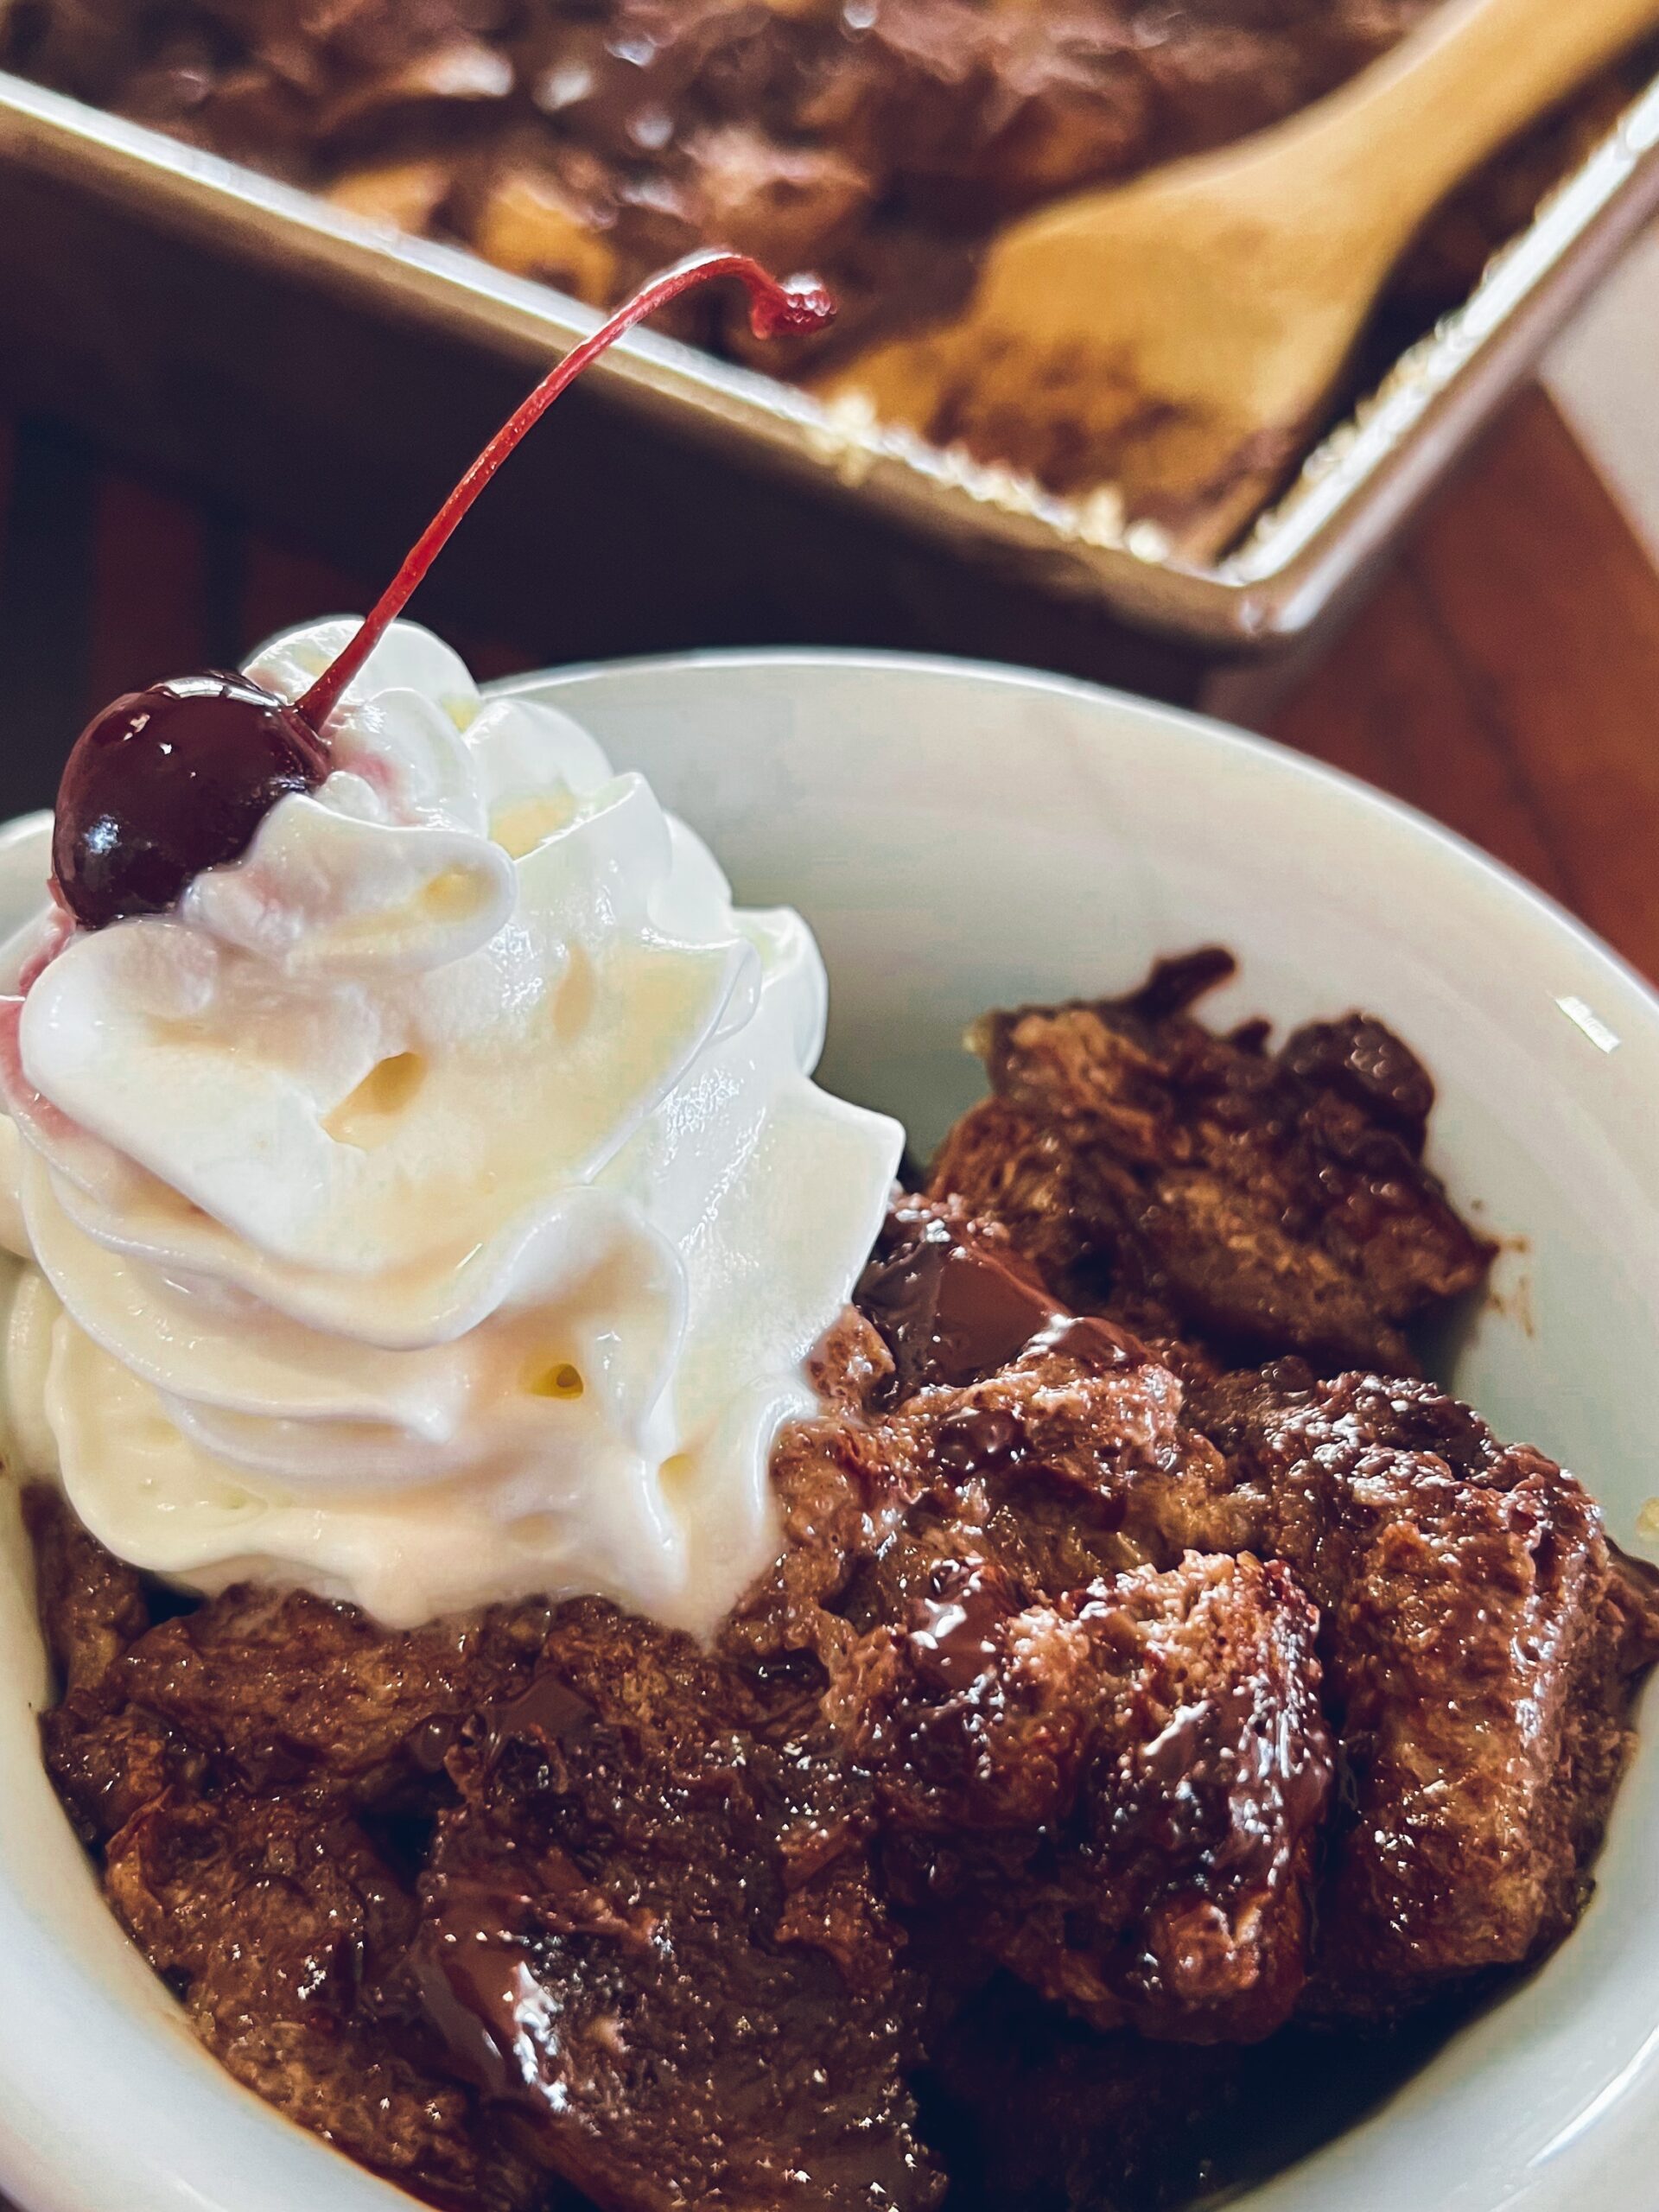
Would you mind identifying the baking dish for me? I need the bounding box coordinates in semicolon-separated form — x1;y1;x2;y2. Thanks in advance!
0;67;1656;657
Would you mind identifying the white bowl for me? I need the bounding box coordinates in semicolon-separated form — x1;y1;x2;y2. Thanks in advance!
3;651;1658;2212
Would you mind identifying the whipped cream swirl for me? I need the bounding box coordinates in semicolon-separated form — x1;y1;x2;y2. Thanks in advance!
0;621;900;1632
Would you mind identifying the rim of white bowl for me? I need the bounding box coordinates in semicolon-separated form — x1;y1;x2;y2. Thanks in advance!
505;644;1659;1038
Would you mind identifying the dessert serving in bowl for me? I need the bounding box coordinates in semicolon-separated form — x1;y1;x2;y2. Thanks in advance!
3;261;1659;2212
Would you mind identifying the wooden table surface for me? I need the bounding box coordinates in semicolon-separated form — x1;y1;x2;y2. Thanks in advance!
1270;385;1659;985
1;379;1656;982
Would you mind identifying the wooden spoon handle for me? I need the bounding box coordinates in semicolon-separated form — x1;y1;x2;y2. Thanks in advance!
1287;0;1659;231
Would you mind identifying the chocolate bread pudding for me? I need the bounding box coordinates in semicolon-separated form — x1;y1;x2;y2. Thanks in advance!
2;0;1647;515
0;0;1450;360
22;945;1659;2210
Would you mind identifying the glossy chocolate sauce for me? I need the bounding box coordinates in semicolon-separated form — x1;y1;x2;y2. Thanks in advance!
480;1667;598;1764
856;1203;1140;1404
908;1561;1013;1694
933;1405;1024;1479
410;1669;623;2115
409;1874;545;2107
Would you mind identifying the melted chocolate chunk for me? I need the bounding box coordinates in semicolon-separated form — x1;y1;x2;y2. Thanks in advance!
870;1552;1335;2044
407;1873;555;2108
412;1605;943;2210
933;1404;1024;1478
858;1203;1139;1400
480;1668;597;1764
907;1562;1012;1694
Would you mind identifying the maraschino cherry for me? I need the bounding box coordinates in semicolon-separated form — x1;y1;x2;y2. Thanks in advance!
52;252;835;931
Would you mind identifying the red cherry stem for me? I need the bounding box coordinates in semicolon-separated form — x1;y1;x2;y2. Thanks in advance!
296;251;834;735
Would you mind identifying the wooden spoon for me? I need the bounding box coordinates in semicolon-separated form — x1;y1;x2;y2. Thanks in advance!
816;0;1659;561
